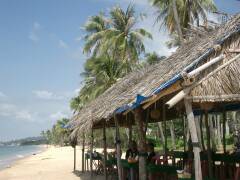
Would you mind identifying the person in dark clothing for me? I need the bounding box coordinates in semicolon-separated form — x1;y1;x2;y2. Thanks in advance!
125;140;138;160
147;142;156;163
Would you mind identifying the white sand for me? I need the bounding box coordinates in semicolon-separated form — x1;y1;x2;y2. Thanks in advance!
0;146;104;180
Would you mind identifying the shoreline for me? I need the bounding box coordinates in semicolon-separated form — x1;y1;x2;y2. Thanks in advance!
0;146;83;180
0;145;48;171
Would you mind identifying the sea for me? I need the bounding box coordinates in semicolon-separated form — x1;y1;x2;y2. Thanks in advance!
0;145;43;170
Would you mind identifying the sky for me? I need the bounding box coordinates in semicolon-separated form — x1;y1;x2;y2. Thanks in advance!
0;0;239;141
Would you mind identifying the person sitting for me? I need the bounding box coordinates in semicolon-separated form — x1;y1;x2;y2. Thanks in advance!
147;142;156;164
126;140;138;160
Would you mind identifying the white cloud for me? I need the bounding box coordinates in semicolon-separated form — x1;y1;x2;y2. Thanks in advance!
49;111;68;120
28;21;42;42
0;103;34;121
59;40;68;49
15;111;32;121
33;90;64;100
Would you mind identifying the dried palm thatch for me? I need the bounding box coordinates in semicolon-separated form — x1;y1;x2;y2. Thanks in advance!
71;14;240;133
190;54;240;102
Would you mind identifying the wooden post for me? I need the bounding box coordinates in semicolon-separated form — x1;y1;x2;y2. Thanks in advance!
183;115;186;152
195;116;203;150
129;125;132;144
223;110;227;153
134;108;147;180
74;145;76;171
82;132;85;173
103;121;108;180
114;115;122;180
90;128;94;177
204;111;213;178
163;102;167;155
184;98;202;180
200;115;206;151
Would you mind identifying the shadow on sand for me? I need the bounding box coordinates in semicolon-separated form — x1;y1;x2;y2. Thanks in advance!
73;170;106;180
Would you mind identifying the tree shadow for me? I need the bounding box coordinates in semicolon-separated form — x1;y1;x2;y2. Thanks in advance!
73;170;105;180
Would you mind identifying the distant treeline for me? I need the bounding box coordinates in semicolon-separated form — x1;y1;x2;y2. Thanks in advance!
1;136;47;146
41;118;71;146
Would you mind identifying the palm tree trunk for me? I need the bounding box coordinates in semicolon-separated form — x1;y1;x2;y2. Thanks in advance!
157;122;165;145
195;116;203;150
209;115;216;151
170;121;176;150
134;108;147;180
172;0;184;44
216;115;222;149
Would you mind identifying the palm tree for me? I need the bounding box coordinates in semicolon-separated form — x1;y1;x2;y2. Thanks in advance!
106;5;152;62
83;12;109;56
71;55;126;110
83;5;152;63
145;52;166;65
151;0;216;41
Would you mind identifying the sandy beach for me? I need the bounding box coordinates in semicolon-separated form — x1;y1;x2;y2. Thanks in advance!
0;146;103;180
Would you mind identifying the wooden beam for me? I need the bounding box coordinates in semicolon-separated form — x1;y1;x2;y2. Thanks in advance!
166;87;191;109
227;48;240;53
184;98;202;180
114;115;122;180
142;81;181;109
187;54;224;78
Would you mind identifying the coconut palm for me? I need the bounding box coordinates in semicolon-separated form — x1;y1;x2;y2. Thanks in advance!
71;55;126;111
83;12;109;56
152;0;216;39
106;5;152;62
83;5;152;63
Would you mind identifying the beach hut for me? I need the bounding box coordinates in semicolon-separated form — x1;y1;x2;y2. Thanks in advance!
70;14;240;180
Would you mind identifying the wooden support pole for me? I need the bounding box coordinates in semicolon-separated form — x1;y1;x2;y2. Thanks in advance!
200;115;206;151
90;128;94;177
183;115;186;152
163;102;167;156
129;125;132;144
134;108;147;180
204;111;213;178
223;110;227;154
103;121;107;180
184;98;202;180
114;115;122;180
82;132;85;173
74;145;76;171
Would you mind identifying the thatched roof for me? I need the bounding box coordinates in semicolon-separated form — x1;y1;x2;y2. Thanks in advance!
71;14;240;132
190;53;240;102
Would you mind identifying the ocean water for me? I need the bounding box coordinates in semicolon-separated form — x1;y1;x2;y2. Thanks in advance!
0;145;43;169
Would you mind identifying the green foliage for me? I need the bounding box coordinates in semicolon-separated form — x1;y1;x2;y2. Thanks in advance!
70;4;153;113
151;0;216;47
43;118;71;146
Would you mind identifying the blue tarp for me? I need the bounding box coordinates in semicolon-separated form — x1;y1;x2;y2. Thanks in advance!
115;94;147;114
